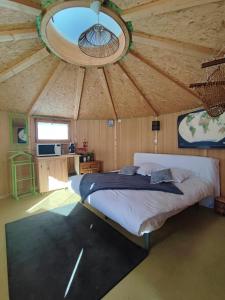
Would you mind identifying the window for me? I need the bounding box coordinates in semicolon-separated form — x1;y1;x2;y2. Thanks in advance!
35;119;71;142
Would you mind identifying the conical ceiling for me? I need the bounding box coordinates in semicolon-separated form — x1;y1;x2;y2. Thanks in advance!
0;0;225;119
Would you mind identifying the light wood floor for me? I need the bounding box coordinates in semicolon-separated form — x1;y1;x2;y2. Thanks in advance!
1;191;225;300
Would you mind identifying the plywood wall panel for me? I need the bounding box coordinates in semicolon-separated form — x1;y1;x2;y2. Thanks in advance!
0;39;41;73
123;54;201;114
0;1;224;121
117;119;138;167
207;149;225;196
33;63;79;118
116;117;155;168
0;56;58;113
132;1;225;50
105;64;154;118
0;111;10;197
0;8;35;30
114;0;155;9
138;117;156;153
133;43;204;85
75;117;155;171
75;120;115;171
0;159;10;198
79;68;115;120
98;121;116;171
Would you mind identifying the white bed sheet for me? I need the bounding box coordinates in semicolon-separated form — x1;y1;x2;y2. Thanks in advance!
68;175;213;236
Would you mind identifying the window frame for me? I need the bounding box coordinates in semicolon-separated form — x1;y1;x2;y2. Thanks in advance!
35;118;71;143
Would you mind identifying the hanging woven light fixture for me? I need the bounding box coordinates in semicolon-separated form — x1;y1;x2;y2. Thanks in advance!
78;0;119;58
190;59;225;117
78;24;119;58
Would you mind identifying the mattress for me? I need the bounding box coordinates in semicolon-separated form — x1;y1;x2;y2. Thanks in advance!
68;175;213;236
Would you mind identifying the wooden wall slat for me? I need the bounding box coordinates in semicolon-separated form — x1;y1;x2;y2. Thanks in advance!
0;111;11;198
75;117;155;170
75;120;115;171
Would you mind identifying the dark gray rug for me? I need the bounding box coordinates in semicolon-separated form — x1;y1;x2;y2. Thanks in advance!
5;203;148;300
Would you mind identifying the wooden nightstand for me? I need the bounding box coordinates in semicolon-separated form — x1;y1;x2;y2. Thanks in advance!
75;155;102;175
80;161;101;174
215;196;225;215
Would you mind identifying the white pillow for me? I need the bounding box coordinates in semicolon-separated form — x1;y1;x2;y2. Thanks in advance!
171;168;193;183
137;162;165;176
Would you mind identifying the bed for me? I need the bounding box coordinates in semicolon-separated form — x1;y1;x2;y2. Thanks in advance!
68;153;220;249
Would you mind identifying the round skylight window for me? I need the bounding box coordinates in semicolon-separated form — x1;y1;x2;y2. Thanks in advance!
40;1;130;66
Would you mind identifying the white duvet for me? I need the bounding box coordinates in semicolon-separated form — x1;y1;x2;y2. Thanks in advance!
68;175;213;236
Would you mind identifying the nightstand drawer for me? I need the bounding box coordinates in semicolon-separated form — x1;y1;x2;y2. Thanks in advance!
80;168;99;174
80;163;92;169
79;161;101;174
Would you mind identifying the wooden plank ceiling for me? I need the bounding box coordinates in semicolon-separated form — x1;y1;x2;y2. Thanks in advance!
0;0;224;119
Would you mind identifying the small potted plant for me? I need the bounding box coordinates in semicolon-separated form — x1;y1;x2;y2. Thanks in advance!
89;151;95;161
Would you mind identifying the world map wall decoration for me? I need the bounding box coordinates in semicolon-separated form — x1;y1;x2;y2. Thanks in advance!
178;109;225;149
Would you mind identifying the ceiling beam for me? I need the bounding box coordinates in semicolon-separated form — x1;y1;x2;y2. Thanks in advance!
74;67;86;120
202;57;225;68
122;0;222;19
133;31;218;58
0;48;49;83
0;0;41;16
130;49;201;100
122;0;165;19
28;61;66;115
98;68;118;120
0;27;38;42
117;62;158;116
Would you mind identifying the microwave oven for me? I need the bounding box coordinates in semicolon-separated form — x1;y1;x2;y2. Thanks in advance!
36;144;61;156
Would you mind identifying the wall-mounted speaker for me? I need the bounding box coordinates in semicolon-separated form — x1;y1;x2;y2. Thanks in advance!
152;120;160;131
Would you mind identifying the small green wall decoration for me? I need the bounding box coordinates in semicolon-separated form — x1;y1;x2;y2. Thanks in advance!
9;113;29;146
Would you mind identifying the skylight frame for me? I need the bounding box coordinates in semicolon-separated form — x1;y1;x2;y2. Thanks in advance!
40;0;130;67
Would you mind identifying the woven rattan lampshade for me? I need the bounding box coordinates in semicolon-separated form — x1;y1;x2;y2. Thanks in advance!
190;65;225;117
78;24;119;58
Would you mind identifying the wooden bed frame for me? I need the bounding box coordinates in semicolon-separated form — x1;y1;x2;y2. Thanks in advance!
104;214;151;252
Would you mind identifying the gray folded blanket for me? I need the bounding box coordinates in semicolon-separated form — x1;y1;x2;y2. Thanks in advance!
79;173;183;202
